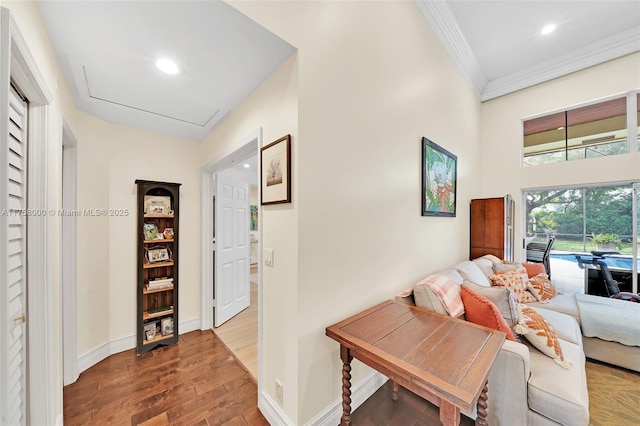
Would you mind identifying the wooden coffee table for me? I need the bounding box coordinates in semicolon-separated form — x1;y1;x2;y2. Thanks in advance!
326;300;505;426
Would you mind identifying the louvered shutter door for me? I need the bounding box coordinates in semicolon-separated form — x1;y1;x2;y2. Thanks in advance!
4;85;28;426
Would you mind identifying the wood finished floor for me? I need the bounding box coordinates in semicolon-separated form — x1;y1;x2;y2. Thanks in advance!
213;267;258;380
63;330;267;426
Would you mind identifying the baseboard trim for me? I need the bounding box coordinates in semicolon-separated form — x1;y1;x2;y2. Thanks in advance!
259;391;295;426
77;317;201;375
304;371;387;426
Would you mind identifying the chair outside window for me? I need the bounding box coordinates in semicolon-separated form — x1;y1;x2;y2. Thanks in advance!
526;236;555;278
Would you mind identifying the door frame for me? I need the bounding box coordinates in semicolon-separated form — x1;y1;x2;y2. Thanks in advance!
200;127;263;384
1;7;55;425
62;119;78;385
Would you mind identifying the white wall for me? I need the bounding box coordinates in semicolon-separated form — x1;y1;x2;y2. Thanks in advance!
229;2;481;423
480;53;640;261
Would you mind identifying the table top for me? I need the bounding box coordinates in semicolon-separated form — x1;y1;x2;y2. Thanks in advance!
326;300;505;412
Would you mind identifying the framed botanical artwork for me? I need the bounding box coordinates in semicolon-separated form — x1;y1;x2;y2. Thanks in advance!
422;137;457;217
261;134;291;205
250;205;258;230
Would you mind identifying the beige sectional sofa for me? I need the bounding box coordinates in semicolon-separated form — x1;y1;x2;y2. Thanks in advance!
396;258;590;425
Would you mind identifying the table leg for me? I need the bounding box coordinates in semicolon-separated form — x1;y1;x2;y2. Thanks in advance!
475;380;489;426
391;381;399;402
340;345;353;426
439;401;460;426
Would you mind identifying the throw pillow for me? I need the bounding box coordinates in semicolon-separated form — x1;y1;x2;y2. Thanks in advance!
472;257;495;279
463;280;519;327
515;304;571;369
523;262;546;279
454;260;492;287
480;254;503;264
460;286;515;341
420;274;464;317
490;268;537;303
527;273;558;302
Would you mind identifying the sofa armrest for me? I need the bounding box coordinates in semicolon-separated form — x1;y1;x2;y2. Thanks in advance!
486;340;530;425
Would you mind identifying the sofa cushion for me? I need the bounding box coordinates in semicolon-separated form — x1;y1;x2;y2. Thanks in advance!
523;262;546;278
527;293;581;326
453;260;491;287
460;286;515;340
414;274;465;317
472;257;494;279
527;339;589;425
493;262;523;274
463;280;519;328
527;273;557;302
439;268;464;285
530;306;582;346
515;304;571;369
490;268;537;303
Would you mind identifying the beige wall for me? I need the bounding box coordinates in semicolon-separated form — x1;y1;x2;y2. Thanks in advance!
230;1;481;423
199;52;300;417
480;53;640;261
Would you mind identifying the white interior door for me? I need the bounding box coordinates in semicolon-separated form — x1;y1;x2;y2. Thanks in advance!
1;84;29;425
214;170;250;326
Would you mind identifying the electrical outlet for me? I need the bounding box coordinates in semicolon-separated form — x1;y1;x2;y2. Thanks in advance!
275;380;283;405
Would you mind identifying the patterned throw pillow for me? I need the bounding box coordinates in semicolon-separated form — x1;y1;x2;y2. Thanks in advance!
490;268;537;303
460;286;515;341
421;274;465;317
528;273;558;302
515;304;572;369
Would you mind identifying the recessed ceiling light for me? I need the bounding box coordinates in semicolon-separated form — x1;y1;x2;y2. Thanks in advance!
540;24;556;36
156;58;179;75
243;163;250;168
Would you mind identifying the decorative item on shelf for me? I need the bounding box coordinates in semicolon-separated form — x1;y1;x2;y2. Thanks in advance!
145;246;172;263
161;317;174;336
144;322;157;340
163;227;174;240
422;137;457;217
147;305;172;315
144;195;171;215
147;277;174;290
261;134;291;205
143;222;158;240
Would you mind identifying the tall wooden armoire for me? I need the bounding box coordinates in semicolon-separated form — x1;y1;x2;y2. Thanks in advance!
470;195;514;261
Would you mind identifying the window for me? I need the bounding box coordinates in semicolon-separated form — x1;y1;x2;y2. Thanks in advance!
523;92;638;166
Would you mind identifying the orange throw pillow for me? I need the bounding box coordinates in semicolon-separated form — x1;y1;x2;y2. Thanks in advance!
523;263;546;278
490;268;538;303
460;286;515;341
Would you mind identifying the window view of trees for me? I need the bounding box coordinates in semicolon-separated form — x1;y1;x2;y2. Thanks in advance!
525;185;633;254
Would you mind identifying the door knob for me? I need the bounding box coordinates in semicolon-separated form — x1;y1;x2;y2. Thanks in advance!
13;313;26;323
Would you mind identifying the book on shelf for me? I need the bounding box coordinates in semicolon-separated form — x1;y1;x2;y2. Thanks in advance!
147;305;173;315
147;277;174;290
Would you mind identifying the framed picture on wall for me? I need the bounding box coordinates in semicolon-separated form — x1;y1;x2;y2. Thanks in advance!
261;134;291;205
421;137;457;217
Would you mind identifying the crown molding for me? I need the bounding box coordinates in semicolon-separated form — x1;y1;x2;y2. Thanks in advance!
414;0;487;98
481;27;640;101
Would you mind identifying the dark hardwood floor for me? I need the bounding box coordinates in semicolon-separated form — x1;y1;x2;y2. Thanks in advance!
63;330;268;425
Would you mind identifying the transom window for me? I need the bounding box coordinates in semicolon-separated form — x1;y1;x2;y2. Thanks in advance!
522;91;639;166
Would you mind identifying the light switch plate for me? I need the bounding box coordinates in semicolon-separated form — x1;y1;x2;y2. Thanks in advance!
264;248;274;266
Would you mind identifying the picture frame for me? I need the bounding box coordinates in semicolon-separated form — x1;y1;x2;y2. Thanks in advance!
144;196;171;215
161;317;174;336
143;222;158;240
250;205;258;231
422;137;457;217
146;247;170;263
144;322;157;341
261;134;291;205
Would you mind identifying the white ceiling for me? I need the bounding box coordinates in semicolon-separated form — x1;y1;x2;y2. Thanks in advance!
416;0;640;101
37;1;639;142
36;0;295;141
